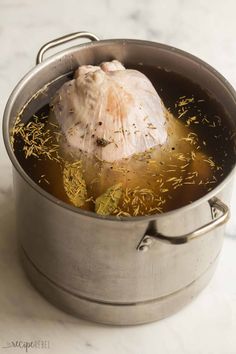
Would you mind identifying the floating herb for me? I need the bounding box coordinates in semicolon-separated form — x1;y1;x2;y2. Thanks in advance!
95;183;123;215
63;161;87;207
115;187;165;216
11;114;62;162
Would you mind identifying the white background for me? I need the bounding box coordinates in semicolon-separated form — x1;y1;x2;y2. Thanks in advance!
0;0;236;353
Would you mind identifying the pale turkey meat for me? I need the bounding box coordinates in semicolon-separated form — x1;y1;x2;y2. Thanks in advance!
51;60;173;162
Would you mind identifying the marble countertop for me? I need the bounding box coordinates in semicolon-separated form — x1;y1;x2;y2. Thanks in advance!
0;0;236;353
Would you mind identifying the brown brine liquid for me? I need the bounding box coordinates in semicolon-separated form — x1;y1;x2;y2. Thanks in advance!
12;65;236;216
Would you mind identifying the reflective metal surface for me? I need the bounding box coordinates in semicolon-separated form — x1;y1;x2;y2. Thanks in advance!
3;32;236;325
137;197;230;251
36;31;100;64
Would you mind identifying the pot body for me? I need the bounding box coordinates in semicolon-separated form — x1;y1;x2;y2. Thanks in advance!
15;169;233;324
3;36;236;324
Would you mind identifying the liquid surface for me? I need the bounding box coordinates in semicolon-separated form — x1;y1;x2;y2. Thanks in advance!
12;65;235;216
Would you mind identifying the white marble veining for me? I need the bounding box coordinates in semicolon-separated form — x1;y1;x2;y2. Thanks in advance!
0;0;236;353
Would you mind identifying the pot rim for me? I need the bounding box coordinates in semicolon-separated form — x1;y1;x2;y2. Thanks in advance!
3;38;236;223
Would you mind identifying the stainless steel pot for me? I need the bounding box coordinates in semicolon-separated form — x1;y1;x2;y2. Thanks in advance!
3;32;236;325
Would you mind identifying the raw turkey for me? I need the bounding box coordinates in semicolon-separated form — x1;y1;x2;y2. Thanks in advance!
51;60;174;162
50;60;212;214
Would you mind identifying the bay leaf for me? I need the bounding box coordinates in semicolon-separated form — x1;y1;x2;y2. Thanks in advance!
63;161;87;207
95;183;123;216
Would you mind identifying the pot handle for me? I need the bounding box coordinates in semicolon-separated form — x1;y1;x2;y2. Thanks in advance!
36;31;100;65
137;197;230;252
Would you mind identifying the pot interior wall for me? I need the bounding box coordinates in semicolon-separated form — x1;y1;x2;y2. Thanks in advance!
6;39;236;183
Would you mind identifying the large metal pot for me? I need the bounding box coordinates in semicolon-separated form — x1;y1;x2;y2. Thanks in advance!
3;32;236;325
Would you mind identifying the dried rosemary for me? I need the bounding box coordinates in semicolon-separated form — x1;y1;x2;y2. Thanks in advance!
63;161;87;207
11;114;62;162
